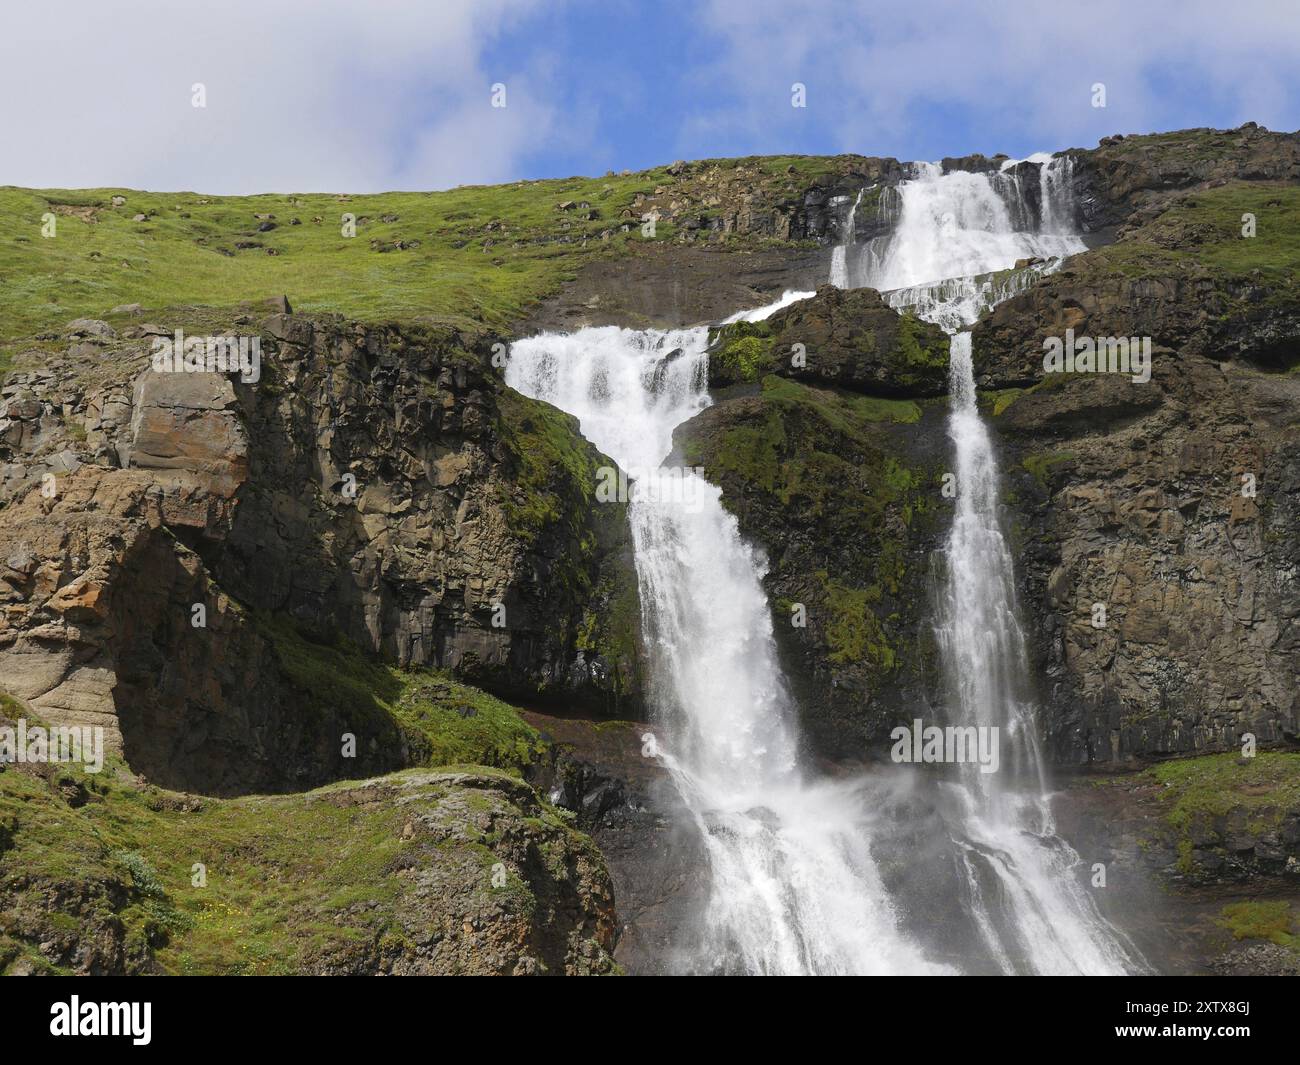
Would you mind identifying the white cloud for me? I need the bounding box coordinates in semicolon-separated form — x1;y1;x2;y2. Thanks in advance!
3;0;1296;192
0;0;566;192
688;0;1300;158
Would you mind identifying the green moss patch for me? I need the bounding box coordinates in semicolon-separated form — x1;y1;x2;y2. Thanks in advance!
1150;751;1300;833
255;613;545;775
708;320;777;384
1021;450;1076;489
1216;901;1298;948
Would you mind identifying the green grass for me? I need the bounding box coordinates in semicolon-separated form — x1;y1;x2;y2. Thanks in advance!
1150;751;1300;832
1216;901;1298;948
1145;752;1300;875
1168;184;1300;277
0;753;562;974
0;152;868;344
256;613;545;774
0;171;676;339
0;667;571;975
1088;182;1300;283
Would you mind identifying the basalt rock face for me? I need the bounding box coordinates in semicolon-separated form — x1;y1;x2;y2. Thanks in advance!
522;157;907;331
0;310;643;793
979;178;1300;766
521;712;703;974
973;181;1300;388
208;313;643;716
629;155;906;245
994;353;1300;766
0;465;413;794
520;242;827;332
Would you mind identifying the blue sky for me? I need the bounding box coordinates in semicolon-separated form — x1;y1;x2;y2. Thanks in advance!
3;0;1299;192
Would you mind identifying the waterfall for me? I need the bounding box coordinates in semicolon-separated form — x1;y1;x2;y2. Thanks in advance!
829;187;864;288
854;159;1144;975
501;151;1138;976
1038;154;1077;234
506;320;948;975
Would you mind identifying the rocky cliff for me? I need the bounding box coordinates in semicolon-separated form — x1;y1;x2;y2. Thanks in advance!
976;167;1300;766
668;127;1300;773
0;306;644;795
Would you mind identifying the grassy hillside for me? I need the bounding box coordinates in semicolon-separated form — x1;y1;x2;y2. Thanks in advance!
0;172;668;339
0;154;850;343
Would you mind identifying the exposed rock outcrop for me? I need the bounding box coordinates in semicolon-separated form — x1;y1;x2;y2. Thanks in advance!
1067;124;1300;232
979;181;1300;765
0;308;644;793
521;712;703;974
707;285;950;395
974;182;1300;387
993;353;1300;765
677;295;952;758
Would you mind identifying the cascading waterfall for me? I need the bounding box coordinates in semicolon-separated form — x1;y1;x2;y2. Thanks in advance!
506;323;948;975
502;152;1139;976
850;156;1143;975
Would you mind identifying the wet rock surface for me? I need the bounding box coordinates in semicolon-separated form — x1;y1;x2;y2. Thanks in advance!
520;711;704;974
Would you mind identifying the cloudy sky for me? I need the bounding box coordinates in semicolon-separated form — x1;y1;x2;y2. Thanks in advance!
3;0;1298;192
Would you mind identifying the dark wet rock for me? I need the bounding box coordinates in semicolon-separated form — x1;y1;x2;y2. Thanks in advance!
674;372;950;759
521;712;705;974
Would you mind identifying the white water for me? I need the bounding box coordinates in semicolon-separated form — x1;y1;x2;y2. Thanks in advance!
854;158;1143;974
507;318;948;975
828;187;864;288
504;154;1140;976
